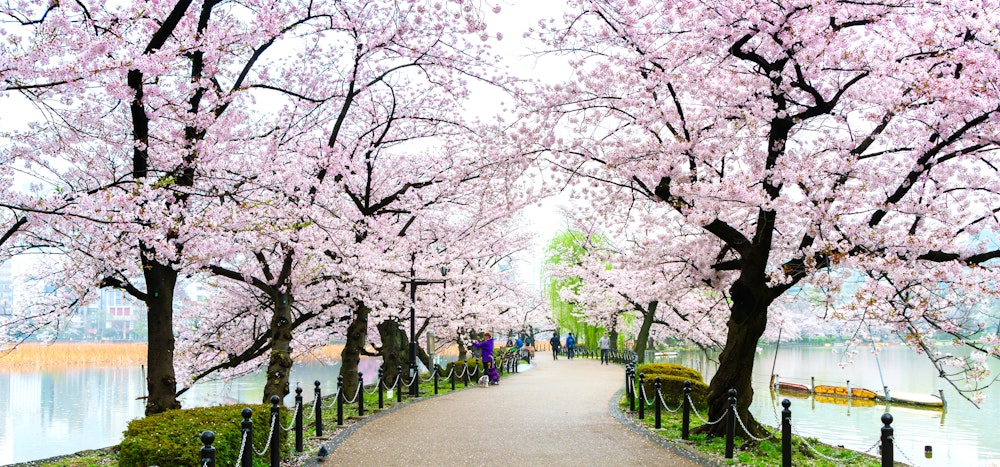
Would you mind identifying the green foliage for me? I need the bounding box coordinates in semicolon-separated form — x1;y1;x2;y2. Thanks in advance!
636;362;702;382
119;404;287;467
636;363;708;409
543;230;612;345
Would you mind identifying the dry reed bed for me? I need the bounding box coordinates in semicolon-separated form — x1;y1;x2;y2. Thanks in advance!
0;343;463;370
0;342;148;369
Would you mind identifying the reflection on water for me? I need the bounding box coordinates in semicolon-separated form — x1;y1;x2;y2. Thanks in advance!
656;345;1000;467
0;358;380;465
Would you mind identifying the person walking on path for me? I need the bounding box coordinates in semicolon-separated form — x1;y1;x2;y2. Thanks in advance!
549;333;561;360
470;332;500;385
565;332;576;360
598;332;611;365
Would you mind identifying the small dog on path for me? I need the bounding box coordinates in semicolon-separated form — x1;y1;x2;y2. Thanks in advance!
478;375;489;387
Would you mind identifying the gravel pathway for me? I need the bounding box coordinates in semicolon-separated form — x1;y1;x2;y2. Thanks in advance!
316;355;707;466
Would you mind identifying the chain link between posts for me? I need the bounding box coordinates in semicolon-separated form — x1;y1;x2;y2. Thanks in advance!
732;408;777;441
687;393;728;425
341;381;363;404
279;402;298;432
790;421;880;463
895;443;922;467
656;389;685;413
234;430;248;466
252;413;277;456
304;396;318;419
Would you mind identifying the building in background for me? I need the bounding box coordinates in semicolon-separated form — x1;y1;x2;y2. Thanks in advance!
0;261;11;317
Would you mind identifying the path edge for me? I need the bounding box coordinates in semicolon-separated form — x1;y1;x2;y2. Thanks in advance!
609;388;724;467
303;362;536;466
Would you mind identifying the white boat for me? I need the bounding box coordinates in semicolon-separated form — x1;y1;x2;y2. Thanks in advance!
877;389;945;408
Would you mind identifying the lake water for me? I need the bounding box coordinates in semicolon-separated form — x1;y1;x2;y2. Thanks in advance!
0;358;382;465
2;345;998;465
662;344;1000;467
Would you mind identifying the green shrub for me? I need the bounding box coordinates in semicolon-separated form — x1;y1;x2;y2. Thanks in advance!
119;403;288;467
636;364;708;410
636;362;702;382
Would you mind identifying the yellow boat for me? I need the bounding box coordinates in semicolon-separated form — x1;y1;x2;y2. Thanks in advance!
813;384;878;399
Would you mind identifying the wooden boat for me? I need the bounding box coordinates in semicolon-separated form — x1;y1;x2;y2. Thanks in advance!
813;384;878;400
877;390;945;408
775;381;811;394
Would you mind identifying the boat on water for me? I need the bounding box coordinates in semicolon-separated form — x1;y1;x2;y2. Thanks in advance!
775;381;811;394
813;384;878;399
877;389;945;408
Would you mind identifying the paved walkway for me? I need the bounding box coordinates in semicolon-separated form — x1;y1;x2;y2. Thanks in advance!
318;354;706;466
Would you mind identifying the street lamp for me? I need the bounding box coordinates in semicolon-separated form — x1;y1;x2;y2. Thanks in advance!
401;254;447;397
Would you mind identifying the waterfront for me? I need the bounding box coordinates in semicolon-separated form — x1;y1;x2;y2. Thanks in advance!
2;344;998;465
666;344;1000;467
0;358;381;464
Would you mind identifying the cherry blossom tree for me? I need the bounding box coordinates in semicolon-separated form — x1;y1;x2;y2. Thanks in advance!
525;0;1000;435
1;0;522;410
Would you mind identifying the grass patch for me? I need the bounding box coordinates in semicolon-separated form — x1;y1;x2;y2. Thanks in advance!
620;397;899;467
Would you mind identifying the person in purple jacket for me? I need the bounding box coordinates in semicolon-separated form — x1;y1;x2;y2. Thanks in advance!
470;332;500;385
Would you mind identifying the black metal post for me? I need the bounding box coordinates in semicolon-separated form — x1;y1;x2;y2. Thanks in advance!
409;277;418;397
200;430;216;467
881;413;894;467
782;399;792;467
682;381;691;440
638;373;646;420
726;389;737;459
294;386;303;452
434;367;439;394
396;365;403;402
336;375;344;426
402;257;447;398
269;396;280;467
410;363;419;397
654;377;662;429
628;364;635;412
358;372;365;416
378;368;384;409
313;381;323;437
463;362;469;387
240;408;253;467
450;364;456;390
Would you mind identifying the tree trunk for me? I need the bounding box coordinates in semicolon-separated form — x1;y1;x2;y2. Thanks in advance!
697;281;770;438
142;255;181;415
416;346;432;370
634;300;657;363
377;319;408;385
456;334;468;361
609;314;619;352
339;301;370;399
262;292;294;403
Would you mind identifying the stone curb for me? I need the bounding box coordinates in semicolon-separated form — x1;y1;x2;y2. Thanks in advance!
301;362;536;466
609;388;724;467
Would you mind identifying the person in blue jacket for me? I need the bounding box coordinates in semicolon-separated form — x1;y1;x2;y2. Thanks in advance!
470;332;500;385
565;332;576;360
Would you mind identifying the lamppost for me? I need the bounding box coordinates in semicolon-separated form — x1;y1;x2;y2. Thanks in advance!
401;253;447;397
